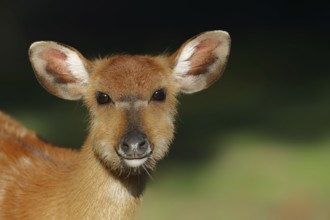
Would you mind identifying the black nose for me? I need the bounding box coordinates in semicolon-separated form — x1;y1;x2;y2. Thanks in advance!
119;130;151;158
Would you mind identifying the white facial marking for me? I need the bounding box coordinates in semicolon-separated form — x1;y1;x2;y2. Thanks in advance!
165;112;173;126
123;158;148;168
116;100;148;110
115;102;130;109
134;100;148;109
96;140;113;160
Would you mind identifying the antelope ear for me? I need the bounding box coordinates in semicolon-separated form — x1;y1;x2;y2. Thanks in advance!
29;41;90;100
171;30;231;94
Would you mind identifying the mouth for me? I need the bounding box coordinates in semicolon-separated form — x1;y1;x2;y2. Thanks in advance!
123;157;149;168
117;151;152;168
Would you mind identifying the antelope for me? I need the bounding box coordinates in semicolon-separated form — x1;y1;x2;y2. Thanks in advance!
0;30;230;219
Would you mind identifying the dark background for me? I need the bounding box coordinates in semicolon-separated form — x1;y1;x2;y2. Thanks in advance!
1;1;330;219
0;0;329;160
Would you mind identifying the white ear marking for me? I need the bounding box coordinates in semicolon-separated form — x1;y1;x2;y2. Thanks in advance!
172;30;231;94
173;40;199;78
64;48;89;84
29;41;90;100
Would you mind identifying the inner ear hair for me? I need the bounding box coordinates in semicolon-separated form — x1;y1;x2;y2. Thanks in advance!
171;30;231;94
29;41;90;100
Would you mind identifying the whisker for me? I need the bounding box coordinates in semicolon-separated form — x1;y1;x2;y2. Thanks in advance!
142;165;153;180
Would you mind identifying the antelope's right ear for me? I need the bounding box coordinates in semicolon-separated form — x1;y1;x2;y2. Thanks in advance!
29;41;90;100
171;30;231;94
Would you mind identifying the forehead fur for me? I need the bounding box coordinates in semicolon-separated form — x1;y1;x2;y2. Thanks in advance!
90;55;172;100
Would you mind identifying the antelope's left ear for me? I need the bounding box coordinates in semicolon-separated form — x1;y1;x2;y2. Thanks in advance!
29;41;91;100
171;30;231;94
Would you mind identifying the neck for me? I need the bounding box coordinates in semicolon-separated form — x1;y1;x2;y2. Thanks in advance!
61;145;148;219
23;142;148;219
78;144;149;197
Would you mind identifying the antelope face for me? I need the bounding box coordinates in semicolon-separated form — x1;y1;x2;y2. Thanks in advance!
85;55;177;172
28;30;231;175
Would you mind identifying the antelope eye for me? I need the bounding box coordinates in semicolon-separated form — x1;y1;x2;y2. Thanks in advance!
96;92;111;104
151;89;166;101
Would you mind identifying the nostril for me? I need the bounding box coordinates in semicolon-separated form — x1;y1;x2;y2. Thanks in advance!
121;143;130;152
136;139;149;156
138;140;146;148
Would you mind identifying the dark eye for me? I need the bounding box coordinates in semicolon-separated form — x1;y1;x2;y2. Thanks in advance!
151;89;166;101
96;92;111;104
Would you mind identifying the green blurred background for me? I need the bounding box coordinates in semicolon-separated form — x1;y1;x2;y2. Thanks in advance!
1;0;330;219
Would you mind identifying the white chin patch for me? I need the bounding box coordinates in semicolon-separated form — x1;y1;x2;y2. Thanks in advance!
124;158;148;168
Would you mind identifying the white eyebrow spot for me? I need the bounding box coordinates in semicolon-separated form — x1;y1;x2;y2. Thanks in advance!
134;100;148;109
115;100;148;110
115;102;130;109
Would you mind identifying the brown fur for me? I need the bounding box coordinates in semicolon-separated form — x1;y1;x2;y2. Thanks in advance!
0;55;177;220
85;55;178;174
0;31;230;219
